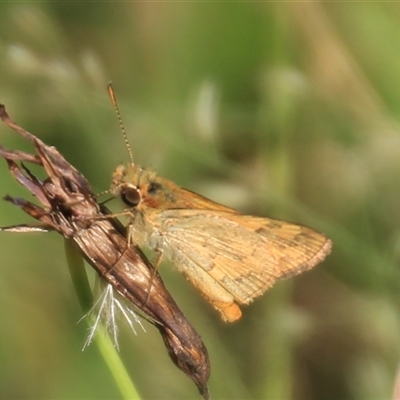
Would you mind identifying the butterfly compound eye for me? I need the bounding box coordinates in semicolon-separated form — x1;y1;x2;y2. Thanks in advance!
121;186;141;207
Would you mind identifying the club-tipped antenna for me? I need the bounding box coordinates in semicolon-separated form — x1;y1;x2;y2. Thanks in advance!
107;82;134;164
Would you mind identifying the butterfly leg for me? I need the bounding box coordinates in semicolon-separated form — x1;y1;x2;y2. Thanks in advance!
143;248;164;305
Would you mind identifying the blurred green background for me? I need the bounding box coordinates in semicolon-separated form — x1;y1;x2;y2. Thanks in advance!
1;3;400;400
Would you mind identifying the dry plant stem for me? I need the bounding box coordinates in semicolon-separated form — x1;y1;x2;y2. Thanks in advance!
0;103;210;399
64;239;142;400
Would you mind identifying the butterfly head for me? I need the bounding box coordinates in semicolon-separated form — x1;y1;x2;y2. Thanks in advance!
110;163;177;211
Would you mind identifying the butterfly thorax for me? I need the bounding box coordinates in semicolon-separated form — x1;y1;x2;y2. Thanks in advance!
110;163;235;213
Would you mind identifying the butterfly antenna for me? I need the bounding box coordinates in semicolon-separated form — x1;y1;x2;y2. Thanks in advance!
107;82;134;164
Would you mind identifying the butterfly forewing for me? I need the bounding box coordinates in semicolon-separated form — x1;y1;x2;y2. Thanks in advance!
155;210;332;305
